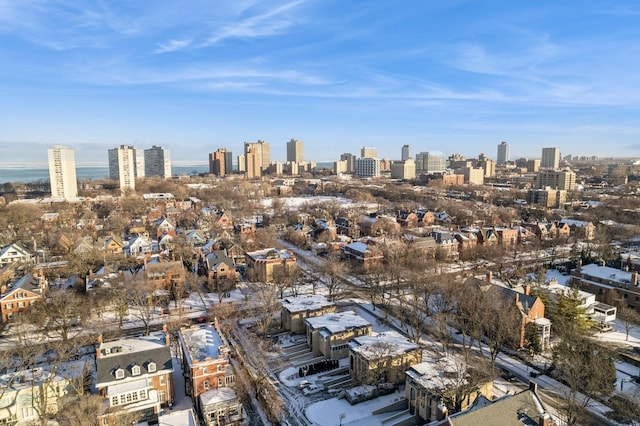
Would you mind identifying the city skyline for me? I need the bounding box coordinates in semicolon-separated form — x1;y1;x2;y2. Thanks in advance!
2;1;640;165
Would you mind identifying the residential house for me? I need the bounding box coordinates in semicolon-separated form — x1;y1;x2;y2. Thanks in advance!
185;230;207;247
441;383;556;426
0;243;33;266
404;356;493;424
154;217;177;238
467;275;551;350
430;230;460;258
95;330;174;424
203;250;237;291
178;322;235;407
126;235;153;256
558;219;596;240
0;274;47;323
473;228;499;245
571;262;640;313
245;248;297;282
343;241;383;268
416;209;435;226
544;279;616;323
104;236;125;255
494;227;518;246
281;294;337;334
305;310;372;359
0;362;86;425
335;217;360;239
453;230;478;251
144;259;186;290
349;331;422;385
199;387;244;426
396;211;418;228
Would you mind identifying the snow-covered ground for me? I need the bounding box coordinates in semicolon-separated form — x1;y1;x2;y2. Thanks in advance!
305;389;406;426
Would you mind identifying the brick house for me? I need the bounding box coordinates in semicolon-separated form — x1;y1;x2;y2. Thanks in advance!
178;321;235;408
203;250;237;291
0;274;47;323
245;248;297;282
343;241;383;268
144;259;186;290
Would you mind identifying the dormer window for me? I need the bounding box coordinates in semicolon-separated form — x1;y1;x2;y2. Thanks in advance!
115;368;125;379
147;362;156;373
131;365;141;376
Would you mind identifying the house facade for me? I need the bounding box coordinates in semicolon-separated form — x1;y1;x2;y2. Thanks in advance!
95;330;174;424
305;311;372;360
281;294;337;334
0;275;47;323
245;248;297;282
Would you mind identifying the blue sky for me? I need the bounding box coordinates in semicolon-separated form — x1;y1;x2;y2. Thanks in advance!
1;0;640;166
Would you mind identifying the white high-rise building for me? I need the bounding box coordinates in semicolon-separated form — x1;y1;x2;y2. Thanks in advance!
497;141;509;165
541;147;561;169
108;145;138;191
47;145;78;199
144;145;171;178
355;157;380;177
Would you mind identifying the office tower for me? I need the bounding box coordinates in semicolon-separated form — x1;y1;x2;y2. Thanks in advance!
497;141;509;165
361;146;378;159
144;145;171;178
47;145;78;199
355;157;380;177
536;169;576;191
209;148;233;176
401;145;411;161
541;147;560;169
340;153;356;173
391;159;416;180
415;152;446;173
244;143;262;179
286;139;304;163
134;148;145;178
108;145;137;191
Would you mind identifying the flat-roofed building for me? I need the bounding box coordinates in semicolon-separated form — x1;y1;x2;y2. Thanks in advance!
305;310;372;359
281;294;337;334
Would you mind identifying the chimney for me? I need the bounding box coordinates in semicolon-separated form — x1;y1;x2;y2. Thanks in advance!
524;284;531;296
577;258;582;272
529;380;538;394
96;334;103;359
214;317;219;331
486;271;492;283
632;272;638;286
538;413;551;426
163;324;170;346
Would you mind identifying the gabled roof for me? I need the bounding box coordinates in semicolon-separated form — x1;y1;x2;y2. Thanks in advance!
0;242;32;260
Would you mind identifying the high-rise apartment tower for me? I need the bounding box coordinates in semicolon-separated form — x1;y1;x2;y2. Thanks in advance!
48;145;78;199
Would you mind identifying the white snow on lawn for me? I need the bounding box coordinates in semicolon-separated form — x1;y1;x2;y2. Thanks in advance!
306;390;406;426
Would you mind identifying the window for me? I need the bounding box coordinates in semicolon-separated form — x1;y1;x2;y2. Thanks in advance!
202;367;208;374
131;365;141;376
17;302;24;308
159;375;165;385
139;390;147;399
115;368;125;379
203;380;209;390
217;365;222;372
147;362;156;373
125;393;133;403
159;390;166;402
5;303;12;309
218;377;222;386
119;395;126;404
111;396;118;406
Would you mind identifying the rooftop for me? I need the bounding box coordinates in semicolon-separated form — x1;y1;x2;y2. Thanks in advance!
579;263;634;284
281;294;335;313
350;330;419;360
179;323;228;366
305;310;371;333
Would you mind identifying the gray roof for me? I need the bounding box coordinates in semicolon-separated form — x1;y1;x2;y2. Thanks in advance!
96;332;172;386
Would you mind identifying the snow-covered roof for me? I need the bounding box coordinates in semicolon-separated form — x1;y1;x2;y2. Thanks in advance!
281;294;335;313
158;409;198;426
580;263;634;284
345;241;368;253
199;386;238;406
179;324;228;366
305;310;371;333
406;355;471;392
350;330;419;360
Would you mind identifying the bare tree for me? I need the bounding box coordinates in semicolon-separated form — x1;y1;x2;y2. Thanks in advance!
27;289;91;343
127;278;166;336
616;304;640;341
317;254;348;302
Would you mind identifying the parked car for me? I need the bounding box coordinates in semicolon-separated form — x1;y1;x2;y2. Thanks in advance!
303;383;324;396
298;380;311;389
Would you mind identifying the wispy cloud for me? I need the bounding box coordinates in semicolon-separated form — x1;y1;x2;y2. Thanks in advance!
154;38;193;54
199;0;307;47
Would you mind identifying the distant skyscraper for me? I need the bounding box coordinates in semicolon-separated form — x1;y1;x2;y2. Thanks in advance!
48;145;77;199
415;152;446;173
355;157;380;177
144;145;172;178
257;140;270;169
108;145;138;191
209;148;233;176
244;142;262;179
497;141;509;165
541;147;561;169
286;139;304;163
237;154;246;173
340;153;356;173
401;145;411;161
360;146;378;159
391;159;415;180
134;148;145;178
